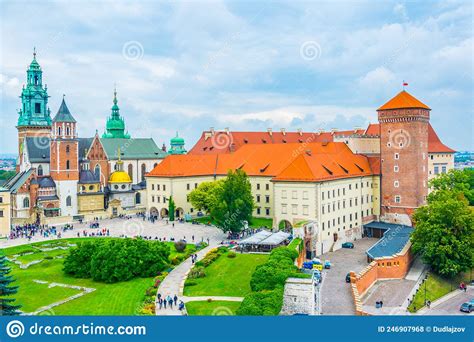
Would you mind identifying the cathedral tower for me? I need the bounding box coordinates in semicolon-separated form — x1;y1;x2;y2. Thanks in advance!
17;49;52;167
50;97;79;216
102;88;130;139
378;90;430;225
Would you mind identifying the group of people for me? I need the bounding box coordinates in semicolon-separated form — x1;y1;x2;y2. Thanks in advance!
9;223;59;240
77;228;110;237
156;294;185;311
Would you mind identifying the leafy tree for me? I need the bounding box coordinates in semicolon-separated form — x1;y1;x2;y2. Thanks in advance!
211;170;254;233
429;169;474;205
412;190;474;278
168;196;175;221
237;287;284;316
0;254;21;315
188;180;224;213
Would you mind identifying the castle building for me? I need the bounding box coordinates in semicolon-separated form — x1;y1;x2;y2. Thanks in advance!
1;51;166;230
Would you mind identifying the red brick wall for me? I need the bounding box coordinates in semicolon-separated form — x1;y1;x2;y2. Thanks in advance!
87;138;110;185
378;108;429;218
50;139;79;181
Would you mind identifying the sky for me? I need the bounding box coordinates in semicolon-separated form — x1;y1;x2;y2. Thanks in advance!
0;0;472;154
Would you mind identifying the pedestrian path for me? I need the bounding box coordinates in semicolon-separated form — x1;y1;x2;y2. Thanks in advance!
155;244;216;316
182;296;244;303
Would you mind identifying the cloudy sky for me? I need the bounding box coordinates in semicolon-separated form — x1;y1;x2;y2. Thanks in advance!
0;0;472;154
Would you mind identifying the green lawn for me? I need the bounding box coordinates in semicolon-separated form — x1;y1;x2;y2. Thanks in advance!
408;270;473;312
2;238;193;315
184;252;268;297
185;300;241;316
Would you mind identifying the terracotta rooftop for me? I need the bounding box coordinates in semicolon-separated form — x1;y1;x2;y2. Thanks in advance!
148;142;378;182
378;90;430;111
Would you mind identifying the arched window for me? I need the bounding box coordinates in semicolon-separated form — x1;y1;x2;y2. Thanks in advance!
66;126;70;136
128;164;133;181
94;164;101;180
37;165;43;176
66;196;72;207
141;163;146;181
34;75;38;85
135;192;141;204
66;145;70;153
58;126;61;136
23;197;30;208
66;160;70;170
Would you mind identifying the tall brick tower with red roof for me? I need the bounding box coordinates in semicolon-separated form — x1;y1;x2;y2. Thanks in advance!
377;90;430;225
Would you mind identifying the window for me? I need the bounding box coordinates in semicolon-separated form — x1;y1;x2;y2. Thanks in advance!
23;197;30;208
163;185;166;191
66;160;70;170
187;184;190;190
265;208;270;216
89;185;94;191
441;165;447;174
394;181;399;188
265;184;269;191
292;204;297;215
434;166;439;175
257;184;260;190
66;196;72;207
157;196;161;203
66;126;70;136
322;192;324;200
128;164;133;180
256;207;261;215
394;153;399;160
282;190;287;199
94;164;101;180
152;184;155;191
0;196;3;203
35;103;41;113
395;195;401;203
37;165;43;176
0;210;3;217
58;126;61;136
141;163;146;181
265;195;270;203
282;204;287;214
256;195;261;203
303;205;309;215
195;183;198;189
157;184;160;191
394;165;399;172
152;196;155;202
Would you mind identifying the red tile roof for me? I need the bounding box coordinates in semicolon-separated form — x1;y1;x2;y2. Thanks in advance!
378;90;430;111
148;142;376;182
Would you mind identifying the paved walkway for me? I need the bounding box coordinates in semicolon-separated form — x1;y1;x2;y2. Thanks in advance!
417;286;473;315
155;244;217;316
182;296;244;302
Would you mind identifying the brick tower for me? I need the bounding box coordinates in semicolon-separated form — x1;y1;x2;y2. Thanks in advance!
377;90;430;225
16;49;52;170
50;97;79;217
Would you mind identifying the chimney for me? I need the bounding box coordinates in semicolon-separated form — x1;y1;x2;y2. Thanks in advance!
267;128;272;136
297;128;302;136
224;127;229;135
280;128;286;136
210;127;215;136
317;128;324;135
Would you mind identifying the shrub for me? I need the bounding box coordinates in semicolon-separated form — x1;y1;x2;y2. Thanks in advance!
63;239;171;283
44;255;53;260
207;298;213;303
237;287;284;316
174;240;187;253
227;251;237;258
170;254;185;265
146;286;157;296
188;266;206;279
185;280;197;287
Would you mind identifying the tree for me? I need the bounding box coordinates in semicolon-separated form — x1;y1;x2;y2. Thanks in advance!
411;190;474;278
188;180;224;213
429;169;474;205
211;170;254;233
168;195;175;221
0;254;21;315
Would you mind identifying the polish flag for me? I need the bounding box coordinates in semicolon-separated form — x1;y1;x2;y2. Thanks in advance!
403;81;408;86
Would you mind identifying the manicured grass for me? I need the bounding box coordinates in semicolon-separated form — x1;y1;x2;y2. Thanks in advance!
408;270;473;312
2;238;194;315
185;300;241;316
184;252;268;297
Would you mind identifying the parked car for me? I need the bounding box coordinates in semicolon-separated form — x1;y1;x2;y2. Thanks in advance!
342;242;354;249
345;273;351;283
324;260;331;269
460;302;474;313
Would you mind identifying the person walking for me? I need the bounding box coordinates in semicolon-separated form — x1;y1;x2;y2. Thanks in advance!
174;295;178;306
163;298;167;309
168;297;173;309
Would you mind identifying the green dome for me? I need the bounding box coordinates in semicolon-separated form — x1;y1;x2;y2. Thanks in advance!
171;136;184;145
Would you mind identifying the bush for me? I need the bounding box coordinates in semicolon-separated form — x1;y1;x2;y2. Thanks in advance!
146;286;157;296
44;255;53;260
227;251;237;258
185;280;197;287
170;254;185;265
200;248;225;267
174;240;187;253
63;239;171;283
237;287;284;315
188;266;206;279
